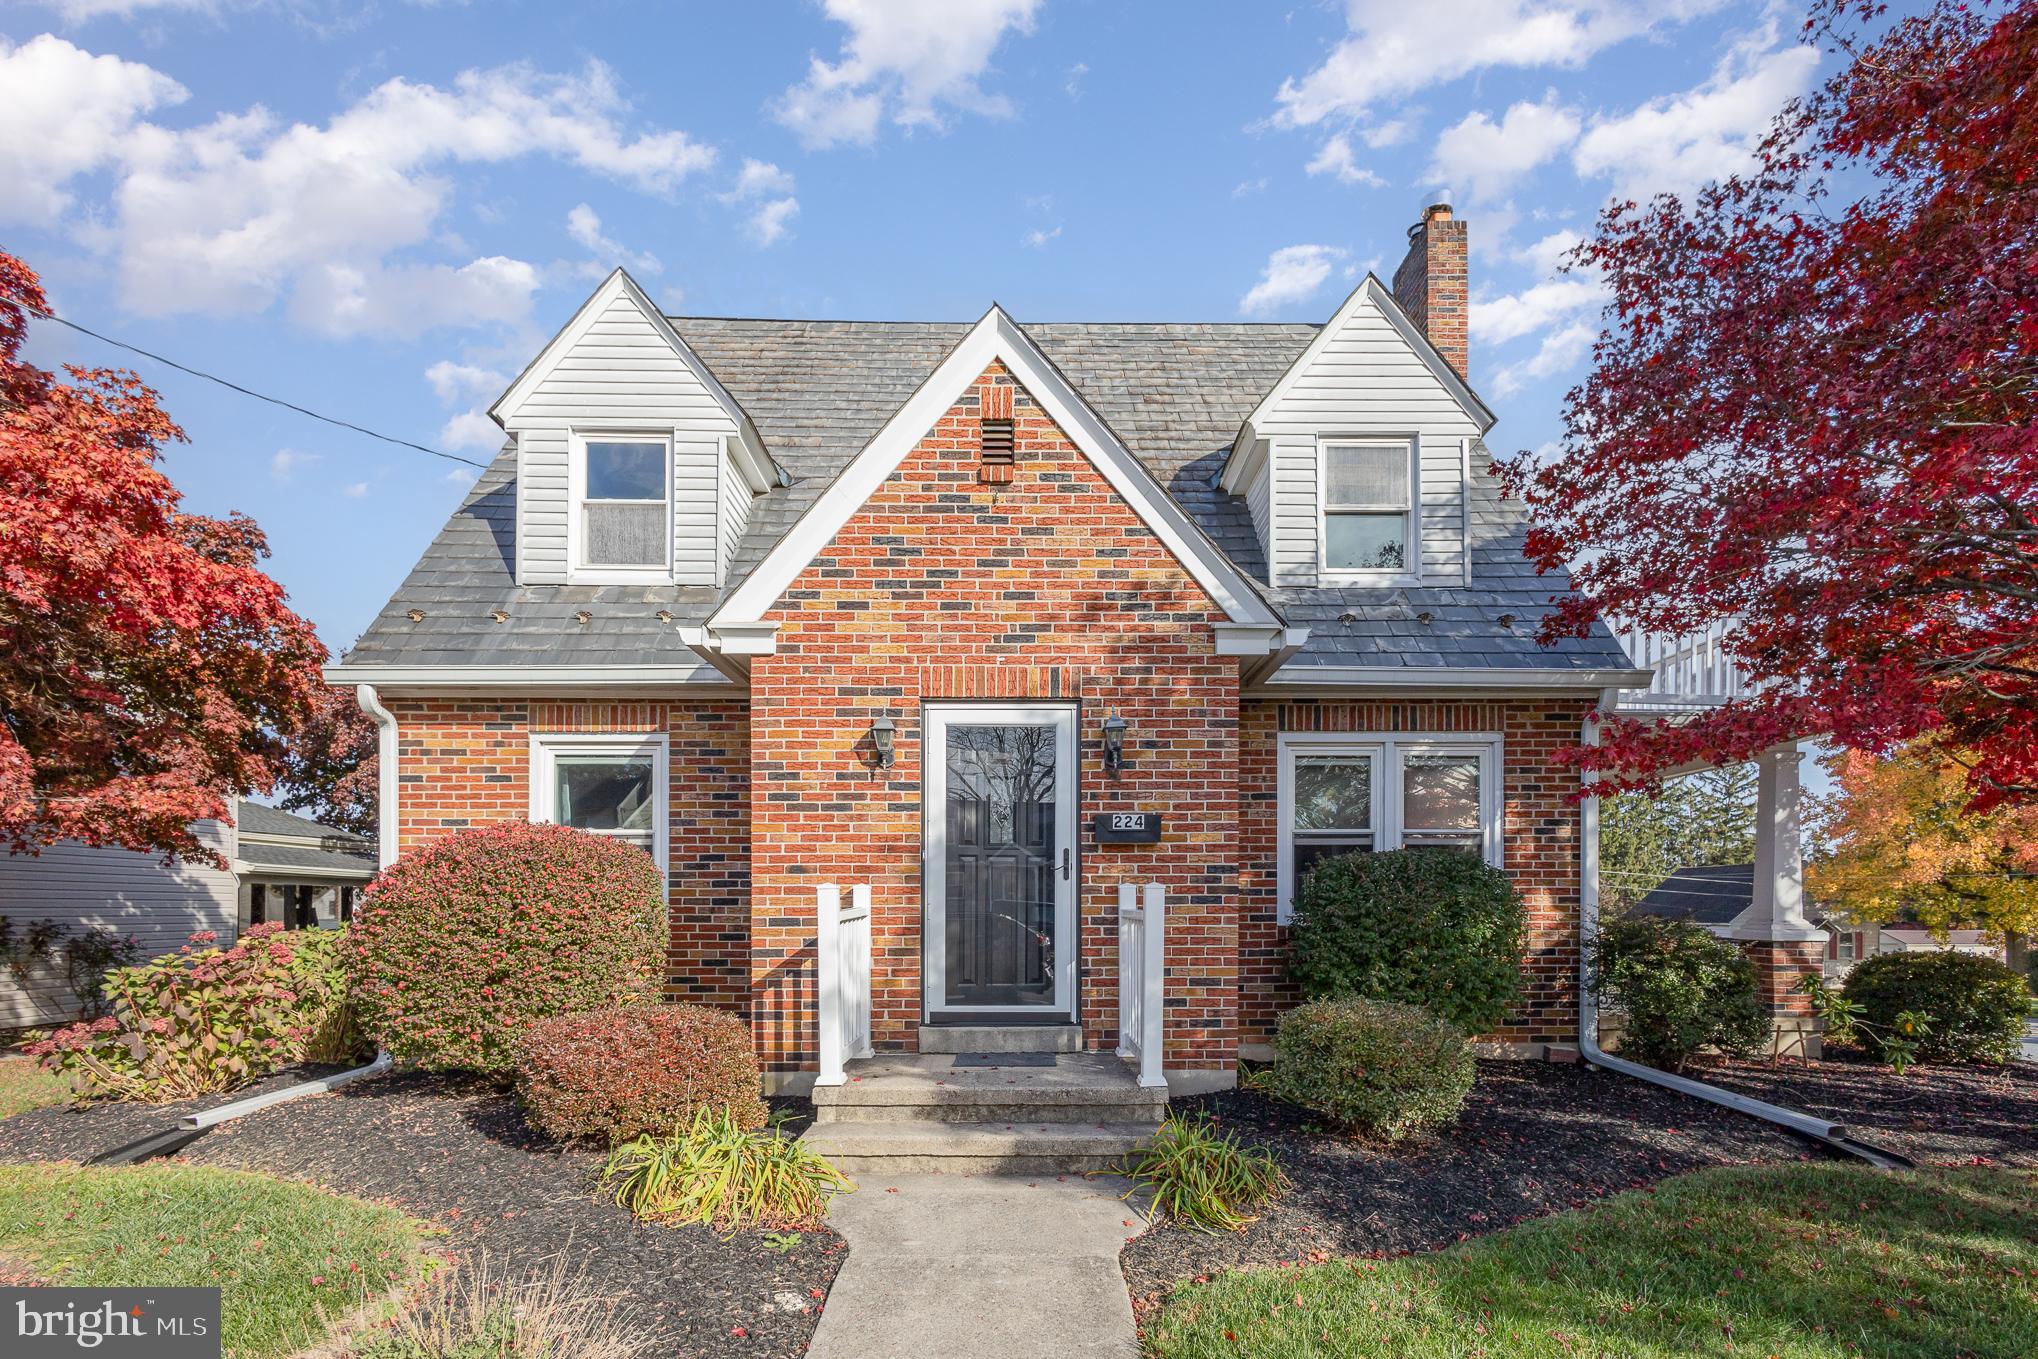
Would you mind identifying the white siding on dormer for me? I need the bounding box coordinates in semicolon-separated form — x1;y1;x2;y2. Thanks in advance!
1256;288;1481;586
509;289;740;587
1244;457;1272;569
719;441;753;580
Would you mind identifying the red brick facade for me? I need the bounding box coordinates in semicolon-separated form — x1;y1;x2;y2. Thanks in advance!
1238;697;1592;1054
746;362;1239;1076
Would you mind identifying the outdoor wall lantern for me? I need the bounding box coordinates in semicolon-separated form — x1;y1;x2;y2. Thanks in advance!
869;714;897;769
1102;713;1128;777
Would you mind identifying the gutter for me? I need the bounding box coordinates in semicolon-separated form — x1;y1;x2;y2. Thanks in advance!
1577;689;1912;1170
89;1054;395;1166
354;684;399;870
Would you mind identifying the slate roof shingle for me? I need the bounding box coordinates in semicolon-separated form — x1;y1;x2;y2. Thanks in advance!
340;317;1633;676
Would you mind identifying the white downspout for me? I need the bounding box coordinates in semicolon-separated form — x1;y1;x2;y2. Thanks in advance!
355;683;399;870
1576;689;1908;1164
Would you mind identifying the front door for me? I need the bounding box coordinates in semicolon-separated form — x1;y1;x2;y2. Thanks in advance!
923;704;1078;1021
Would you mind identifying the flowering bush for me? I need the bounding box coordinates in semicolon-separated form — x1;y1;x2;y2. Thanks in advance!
27;924;363;1102
344;823;665;1074
515;1003;766;1144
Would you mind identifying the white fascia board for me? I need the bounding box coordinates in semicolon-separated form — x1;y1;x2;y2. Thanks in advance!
1217;433;1268;496
1229;276;1497;470
707;305;1285;632
322;663;727;688
1212;623;1299;656
1258;664;1654;692
234;860;377;884
707;621;780;655
489;269;776;477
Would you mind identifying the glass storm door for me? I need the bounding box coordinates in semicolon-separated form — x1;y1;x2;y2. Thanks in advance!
923;705;1078;1019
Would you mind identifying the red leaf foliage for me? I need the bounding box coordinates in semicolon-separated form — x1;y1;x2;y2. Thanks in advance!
0;251;326;859
514;1002;766;1144
1498;1;2038;807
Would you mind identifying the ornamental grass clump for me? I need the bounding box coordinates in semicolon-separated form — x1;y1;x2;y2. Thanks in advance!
599;1109;854;1234
27;923;363;1102
515;1003;767;1144
1265;997;1475;1141
1113;1115;1289;1233
344;823;665;1074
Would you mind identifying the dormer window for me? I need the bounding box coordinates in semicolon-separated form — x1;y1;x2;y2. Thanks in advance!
572;434;670;576
1320;438;1415;577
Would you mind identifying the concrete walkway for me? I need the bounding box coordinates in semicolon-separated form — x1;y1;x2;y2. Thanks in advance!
808;1173;1149;1359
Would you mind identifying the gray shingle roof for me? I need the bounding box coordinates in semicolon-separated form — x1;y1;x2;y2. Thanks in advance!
1629;864;1755;927
234;800;377;878
342;317;1631;675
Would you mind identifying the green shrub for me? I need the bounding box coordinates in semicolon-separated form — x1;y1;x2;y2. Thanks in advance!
1287;848;1525;1034
1115;1115;1289;1233
600;1108;854;1233
344;823;665;1074
1841;950;2028;1064
515;1003;766;1144
1265;997;1475;1140
1590;916;1769;1071
25;924;364;1102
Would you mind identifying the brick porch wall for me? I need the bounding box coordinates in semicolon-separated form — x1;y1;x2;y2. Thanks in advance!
747;362;1240;1077
386;696;751;1013
1239;696;1594;1053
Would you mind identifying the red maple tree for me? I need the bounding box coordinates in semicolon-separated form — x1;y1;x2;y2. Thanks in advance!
0;250;326;861
1502;0;2038;807
273;682;381;836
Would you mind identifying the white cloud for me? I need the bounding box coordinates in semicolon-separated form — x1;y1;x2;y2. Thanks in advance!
1428;95;1580;204
747;196;800;247
1514;227;1584;275
565;203;663;275
775;0;1042;149
1231;177;1269;198
1273;1;1728;128
1239;244;1346;317
424;359;506;405
720;158;799;248
1491;319;1596;396
1023;224;1062;248
438;410;504;453
342;480;369;498
10;43;717;336
271;448;319;481
726;158;795;200
1471;275;1603;345
1064;62;1088;100
0;35;187;228
40;0;215;20
1305;134;1386;188
1573;20;1820;200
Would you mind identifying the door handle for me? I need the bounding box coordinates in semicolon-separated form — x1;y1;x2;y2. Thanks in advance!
1060;848;1072;880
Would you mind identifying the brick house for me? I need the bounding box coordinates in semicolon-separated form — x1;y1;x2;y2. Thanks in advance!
330;205;1822;1098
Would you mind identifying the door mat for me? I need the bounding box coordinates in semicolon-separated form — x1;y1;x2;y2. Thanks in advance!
950;1052;1056;1067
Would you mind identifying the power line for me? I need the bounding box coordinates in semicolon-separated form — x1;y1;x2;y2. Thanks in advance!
5;294;492;471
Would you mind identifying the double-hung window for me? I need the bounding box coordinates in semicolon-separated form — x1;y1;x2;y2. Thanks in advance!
1320;439;1415;576
1277;733;1501;922
574;435;670;574
530;733;669;867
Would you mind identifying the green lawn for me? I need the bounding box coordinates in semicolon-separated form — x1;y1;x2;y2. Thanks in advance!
0;1163;430;1359
0;1058;71;1118
1146;1165;2038;1359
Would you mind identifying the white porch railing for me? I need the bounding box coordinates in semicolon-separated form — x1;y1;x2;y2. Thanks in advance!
1116;882;1167;1090
815;883;873;1087
1616;619;1751;713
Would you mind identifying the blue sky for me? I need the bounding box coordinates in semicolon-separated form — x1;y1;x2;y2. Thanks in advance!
0;0;1844;658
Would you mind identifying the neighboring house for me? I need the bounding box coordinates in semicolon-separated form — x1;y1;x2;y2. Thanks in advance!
0;801;376;1031
329;204;1815;1093
1628;864;2003;984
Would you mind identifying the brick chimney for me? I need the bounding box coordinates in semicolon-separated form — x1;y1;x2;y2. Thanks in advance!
1392;203;1469;380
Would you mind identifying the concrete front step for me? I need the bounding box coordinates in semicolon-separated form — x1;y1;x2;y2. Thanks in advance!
809;1052;1168;1128
917;1023;1083;1054
801;1120;1155;1174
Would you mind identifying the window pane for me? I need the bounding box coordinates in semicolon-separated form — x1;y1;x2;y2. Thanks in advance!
585;503;665;566
1294;837;1372;884
586;442;665;501
1325;513;1406;571
1293;757;1372;831
1403;753;1481;832
556;757;655;833
1324;444;1408;506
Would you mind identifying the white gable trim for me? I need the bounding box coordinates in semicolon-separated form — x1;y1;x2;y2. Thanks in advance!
1228;275;1495;474
707;305;1287;639
490;268;774;481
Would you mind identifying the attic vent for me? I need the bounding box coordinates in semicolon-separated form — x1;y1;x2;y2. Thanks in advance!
574;610;593;626
489;608;509;624
406;608;426;624
655;610;675;624
979;418;1015;484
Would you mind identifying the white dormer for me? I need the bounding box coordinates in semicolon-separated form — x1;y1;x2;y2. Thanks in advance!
1222;274;1495;589
490;270;776;588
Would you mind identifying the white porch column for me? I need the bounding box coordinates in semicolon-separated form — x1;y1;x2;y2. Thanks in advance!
1728;742;1824;943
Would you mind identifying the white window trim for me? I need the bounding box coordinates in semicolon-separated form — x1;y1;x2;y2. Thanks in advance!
567;429;674;584
528;731;670;871
1316;433;1422;586
1276;731;1503;924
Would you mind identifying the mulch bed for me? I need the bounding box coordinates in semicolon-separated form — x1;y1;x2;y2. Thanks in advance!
0;1071;842;1359
1701;1048;2038;1168
0;1065;345;1163
1121;1057;1824;1312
